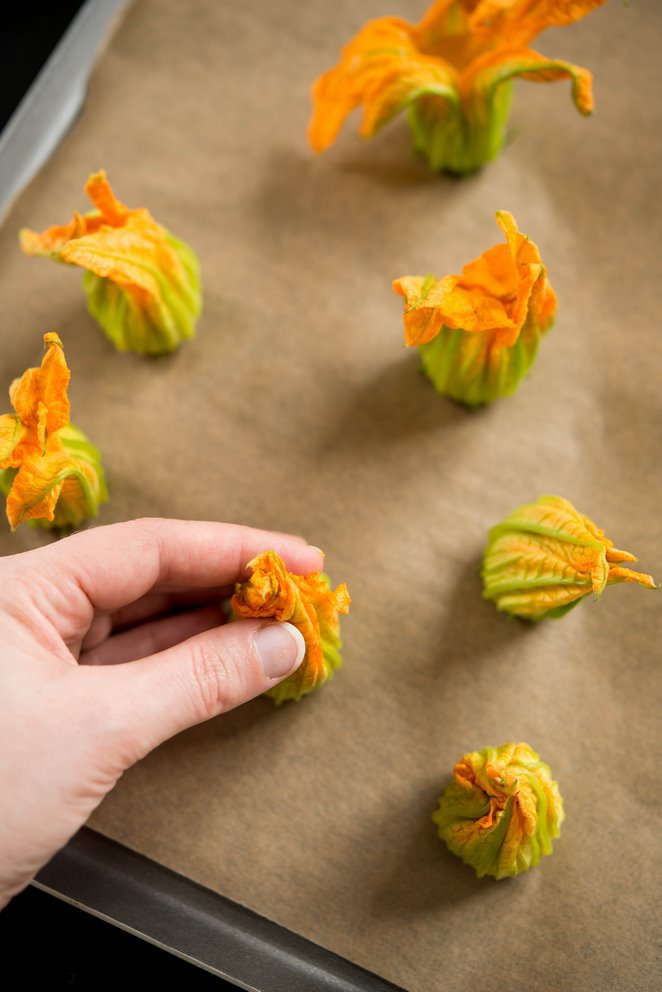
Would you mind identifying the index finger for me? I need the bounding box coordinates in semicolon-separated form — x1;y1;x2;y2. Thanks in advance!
34;518;325;612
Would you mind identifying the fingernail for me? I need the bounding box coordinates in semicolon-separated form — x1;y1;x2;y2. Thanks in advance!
255;622;306;679
308;545;325;558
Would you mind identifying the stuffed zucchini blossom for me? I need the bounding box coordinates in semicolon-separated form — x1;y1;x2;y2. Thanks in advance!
309;0;606;175
482;495;658;621
0;333;107;530
231;550;351;704
20;171;201;355
433;742;564;879
393;210;556;406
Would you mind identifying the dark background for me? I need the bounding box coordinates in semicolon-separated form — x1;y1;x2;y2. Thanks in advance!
0;4;86;130
3;886;235;988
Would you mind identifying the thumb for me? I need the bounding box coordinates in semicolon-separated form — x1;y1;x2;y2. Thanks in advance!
97;619;306;760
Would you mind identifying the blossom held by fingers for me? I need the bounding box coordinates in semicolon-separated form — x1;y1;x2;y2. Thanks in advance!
20;171;202;355
231;550;351;704
308;0;606;175
393;211;556;406
0;334;107;530
433;742;564;879
482;495;658;621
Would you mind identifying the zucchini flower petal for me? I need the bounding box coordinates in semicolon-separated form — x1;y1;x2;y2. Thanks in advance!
309;0;606;175
393;211;556;406
482;495;658;620
0;333;108;530
0;414;27;464
433;742;564;879
20;172;202;355
230;550;351;704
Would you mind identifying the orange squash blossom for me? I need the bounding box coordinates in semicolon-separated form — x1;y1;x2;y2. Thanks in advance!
20;172;201;355
0;333;107;530
433;742;564;878
309;0;607;174
482;495;658;620
231;550;351;704
393;210;556;405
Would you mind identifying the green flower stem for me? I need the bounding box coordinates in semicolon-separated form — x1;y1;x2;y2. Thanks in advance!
418;319;540;407
407;83;513;175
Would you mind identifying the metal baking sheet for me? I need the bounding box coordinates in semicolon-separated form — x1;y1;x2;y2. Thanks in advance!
36;828;404;992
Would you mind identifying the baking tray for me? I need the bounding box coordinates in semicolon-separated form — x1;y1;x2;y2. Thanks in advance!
5;4;660;989
0;0;125;219
35;828;403;991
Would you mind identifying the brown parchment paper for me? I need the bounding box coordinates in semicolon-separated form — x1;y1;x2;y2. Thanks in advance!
1;2;661;989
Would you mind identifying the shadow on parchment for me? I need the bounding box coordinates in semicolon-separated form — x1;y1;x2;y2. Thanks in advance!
160;692;290;757
373;555;536;733
335;152;482;193
324;117;486;191
320;356;492;454
433;554;536;678
364;778;509;920
336;153;441;190
208;685;324;743
252;140;459;253
331;124;446;190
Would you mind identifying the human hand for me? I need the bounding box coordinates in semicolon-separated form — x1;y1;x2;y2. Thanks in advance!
0;518;322;908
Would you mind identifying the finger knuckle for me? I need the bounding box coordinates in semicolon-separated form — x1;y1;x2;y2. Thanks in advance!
187;639;241;719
